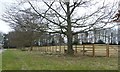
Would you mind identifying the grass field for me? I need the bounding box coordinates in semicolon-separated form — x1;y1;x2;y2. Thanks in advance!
0;54;2;71
2;49;118;70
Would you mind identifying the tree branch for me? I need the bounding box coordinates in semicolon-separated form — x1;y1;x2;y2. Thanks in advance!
43;1;67;21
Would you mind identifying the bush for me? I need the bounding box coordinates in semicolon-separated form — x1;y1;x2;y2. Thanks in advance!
82;42;92;44
94;40;105;44
109;42;117;45
118;41;120;45
49;40;55;46
3;45;16;48
73;41;79;45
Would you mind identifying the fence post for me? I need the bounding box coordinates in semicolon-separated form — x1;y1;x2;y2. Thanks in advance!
54;46;57;53
52;46;53;53
63;44;65;54
50;46;52;53
106;44;109;57
75;45;77;54
59;45;61;54
45;47;46;53
93;44;95;57
46;46;48;53
83;44;85;56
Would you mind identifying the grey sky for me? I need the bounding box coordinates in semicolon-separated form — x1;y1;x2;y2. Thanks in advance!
0;0;118;33
0;0;16;33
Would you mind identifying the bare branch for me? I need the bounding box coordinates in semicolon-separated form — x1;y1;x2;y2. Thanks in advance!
43;1;67;21
59;2;67;14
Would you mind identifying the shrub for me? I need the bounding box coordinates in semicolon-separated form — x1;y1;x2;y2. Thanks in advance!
73;41;79;45
118;41;120;45
109;42;117;45
94;40;105;44
82;42;92;44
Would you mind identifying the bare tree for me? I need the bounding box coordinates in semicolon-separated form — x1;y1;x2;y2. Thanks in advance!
2;8;45;50
3;0;117;55
0;32;3;44
8;30;40;51
112;1;120;44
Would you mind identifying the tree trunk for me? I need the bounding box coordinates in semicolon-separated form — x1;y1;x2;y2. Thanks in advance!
111;32;113;44
105;30;107;43
66;2;74;55
67;33;74;55
30;46;33;51
30;42;33;51
94;30;97;43
98;31;100;40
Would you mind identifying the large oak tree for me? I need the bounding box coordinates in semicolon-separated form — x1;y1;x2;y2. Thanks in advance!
3;0;118;55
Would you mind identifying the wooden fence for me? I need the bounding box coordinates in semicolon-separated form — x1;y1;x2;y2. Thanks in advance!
75;44;118;57
32;44;118;57
81;44;110;57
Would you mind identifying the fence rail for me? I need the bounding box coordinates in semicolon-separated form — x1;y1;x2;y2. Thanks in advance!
31;44;118;57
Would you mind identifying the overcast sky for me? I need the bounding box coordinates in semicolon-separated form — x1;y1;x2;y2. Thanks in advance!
0;0;16;33
0;0;118;33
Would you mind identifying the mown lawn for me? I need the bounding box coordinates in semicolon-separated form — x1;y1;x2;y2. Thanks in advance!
0;54;2;71
2;49;118;70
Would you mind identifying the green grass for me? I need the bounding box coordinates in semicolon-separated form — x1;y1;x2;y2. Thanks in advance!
2;49;118;70
0;54;2;71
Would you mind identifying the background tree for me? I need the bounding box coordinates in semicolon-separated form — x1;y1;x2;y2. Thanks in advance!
2;8;45;50
73;34;79;45
8;31;40;51
0;32;3;44
3;34;9;48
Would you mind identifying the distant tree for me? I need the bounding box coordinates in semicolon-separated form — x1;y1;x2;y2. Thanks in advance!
51;38;55;46
73;34;79;45
3;34;9;48
104;29;107;43
118;41;120;45
97;39;105;44
2;8;46;50
0;32;3;44
93;28;97;43
8;31;40;50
